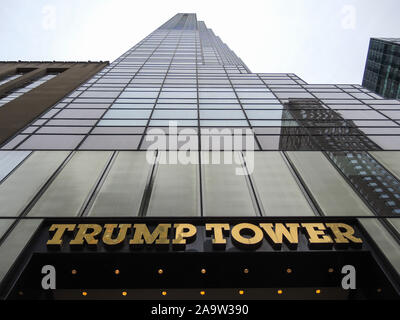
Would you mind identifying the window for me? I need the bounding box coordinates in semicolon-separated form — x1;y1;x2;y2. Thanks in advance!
0;74;58;107
0;73;23;87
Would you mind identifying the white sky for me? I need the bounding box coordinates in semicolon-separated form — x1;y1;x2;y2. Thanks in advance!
1;0;399;84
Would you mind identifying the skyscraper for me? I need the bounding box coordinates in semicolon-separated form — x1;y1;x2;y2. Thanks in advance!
363;38;400;99
0;13;399;300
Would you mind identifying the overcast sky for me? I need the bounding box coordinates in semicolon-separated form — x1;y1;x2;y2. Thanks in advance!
1;0;399;85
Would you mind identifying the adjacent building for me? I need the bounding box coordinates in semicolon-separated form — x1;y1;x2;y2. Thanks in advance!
362;38;400;99
0;14;400;300
0;61;108;146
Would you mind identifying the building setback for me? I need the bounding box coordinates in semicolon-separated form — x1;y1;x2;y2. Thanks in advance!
362;38;400;99
0;13;400;300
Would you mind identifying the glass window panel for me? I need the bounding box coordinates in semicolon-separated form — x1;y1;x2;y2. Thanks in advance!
313;92;353;99
274;92;314;99
251;120;289;126
55;109;105;119
240;99;280;104
199;104;240;110
147;154;200;216
80;91;120;98
0;151;30;182
370;152;400;182
242;103;283;109
1;135;28;150
286;151;374;216
200;134;257;151
88;152;152;216
103;109;152;119
156;104;197;109
21;127;38;134
201;151;257;216
17;135;84;150
257;136;281;149
352;120;398;127
251;152;314;216
115;98;156;104
111;103;154;109
28;151;112;217
338;110;388;120
36;127;92;134
200;120;248;126
91;127;145;134
79;135;141;150
157;98;197;104
152;109;197;119
200;109;245;119
120;91;159;98
199;92;236;99
382;111;400;119
149;119;197;126
199;99;238;104
246;110;283;119
0;151;69;218
237;92;275;99
41;109;59;118
364;99;400;105
159;91;197;98
67;103;111;109
359;127;400;135
253;128;282;134
98;119;148;126
368;136;400;150
74;98;115;103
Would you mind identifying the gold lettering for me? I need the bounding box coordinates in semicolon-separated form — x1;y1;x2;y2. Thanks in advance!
231;223;263;249
69;224;103;246
205;223;230;248
325;223;363;244
302;223;333;248
129;224;171;245
173;224;197;246
260;223;299;248
47;224;76;246
102;224;131;245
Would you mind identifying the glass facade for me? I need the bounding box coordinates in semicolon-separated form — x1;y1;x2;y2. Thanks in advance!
2;18;400;151
363;38;400;99
0;13;399;300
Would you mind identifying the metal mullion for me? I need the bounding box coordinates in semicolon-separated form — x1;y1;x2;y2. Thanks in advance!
239;151;263;217
78;151;118;217
195;24;204;218
280;151;324;217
